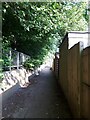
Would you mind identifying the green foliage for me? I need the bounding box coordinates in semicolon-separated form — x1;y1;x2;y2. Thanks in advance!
2;55;11;68
23;59;34;70
83;8;90;22
2;37;11;68
23;58;42;70
2;2;88;67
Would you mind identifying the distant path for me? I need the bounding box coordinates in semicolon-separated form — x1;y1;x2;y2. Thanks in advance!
2;67;72;118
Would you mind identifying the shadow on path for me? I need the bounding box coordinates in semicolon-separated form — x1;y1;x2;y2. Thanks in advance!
2;67;72;118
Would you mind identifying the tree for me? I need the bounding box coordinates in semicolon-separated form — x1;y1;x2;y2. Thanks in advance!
2;2;88;68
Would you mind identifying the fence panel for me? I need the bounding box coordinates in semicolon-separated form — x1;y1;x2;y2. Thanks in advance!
81;47;90;118
59;39;68;98
67;42;83;117
56;32;90;118
53;53;59;79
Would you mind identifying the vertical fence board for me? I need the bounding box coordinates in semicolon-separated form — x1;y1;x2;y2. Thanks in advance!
68;49;73;112
82;48;89;85
59;38;68;98
67;42;82;117
81;84;90;118
81;47;90;118
53;53;59;79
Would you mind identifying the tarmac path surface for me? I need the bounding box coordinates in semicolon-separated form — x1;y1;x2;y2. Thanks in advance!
2;67;72;118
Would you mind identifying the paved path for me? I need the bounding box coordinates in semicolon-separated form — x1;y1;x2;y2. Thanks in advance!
2;67;72;118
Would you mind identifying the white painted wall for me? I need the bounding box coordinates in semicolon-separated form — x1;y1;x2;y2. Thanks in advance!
68;32;90;49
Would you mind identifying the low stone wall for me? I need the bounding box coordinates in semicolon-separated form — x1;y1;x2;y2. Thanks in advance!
0;68;33;94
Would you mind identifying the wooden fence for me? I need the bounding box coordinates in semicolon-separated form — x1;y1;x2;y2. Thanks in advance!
53;32;90;118
53;52;59;79
81;47;90;118
59;35;68;98
67;42;83;117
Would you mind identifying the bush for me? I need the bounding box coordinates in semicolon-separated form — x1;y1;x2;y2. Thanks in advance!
23;59;34;71
23;58;42;71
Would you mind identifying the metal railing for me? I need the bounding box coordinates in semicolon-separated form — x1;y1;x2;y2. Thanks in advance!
3;48;30;71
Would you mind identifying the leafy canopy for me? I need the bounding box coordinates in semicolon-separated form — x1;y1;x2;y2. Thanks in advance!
2;2;88;68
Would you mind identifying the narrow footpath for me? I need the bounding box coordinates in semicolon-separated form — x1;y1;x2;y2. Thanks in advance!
2;67;72;118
